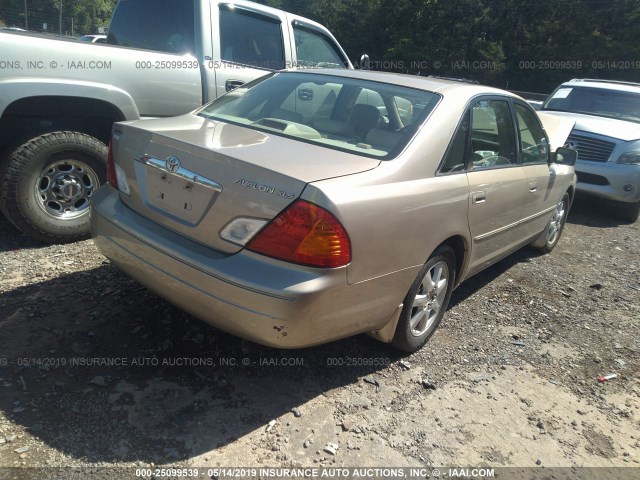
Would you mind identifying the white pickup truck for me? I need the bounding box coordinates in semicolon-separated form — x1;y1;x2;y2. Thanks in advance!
0;0;351;243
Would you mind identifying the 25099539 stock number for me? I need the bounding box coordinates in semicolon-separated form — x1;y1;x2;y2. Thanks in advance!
326;357;390;367
135;60;200;70
135;468;200;478
519;60;582;70
134;468;262;478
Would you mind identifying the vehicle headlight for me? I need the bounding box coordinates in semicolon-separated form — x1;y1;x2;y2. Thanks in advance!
617;151;640;165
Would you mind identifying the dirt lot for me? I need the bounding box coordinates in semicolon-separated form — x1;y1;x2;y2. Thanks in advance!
0;196;638;479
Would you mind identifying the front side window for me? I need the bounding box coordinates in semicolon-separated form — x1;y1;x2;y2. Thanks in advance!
469;99;517;169
108;0;195;54
220;9;285;70
293;25;347;68
515;104;549;164
198;72;440;159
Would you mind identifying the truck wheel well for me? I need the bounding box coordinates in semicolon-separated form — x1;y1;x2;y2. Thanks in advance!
0;96;125;149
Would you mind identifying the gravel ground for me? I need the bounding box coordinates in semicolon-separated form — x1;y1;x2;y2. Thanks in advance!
0;196;638;479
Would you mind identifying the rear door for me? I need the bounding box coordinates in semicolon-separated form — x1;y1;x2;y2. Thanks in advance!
288;20;350;69
106;0;202;116
464;98;529;275
212;3;290;97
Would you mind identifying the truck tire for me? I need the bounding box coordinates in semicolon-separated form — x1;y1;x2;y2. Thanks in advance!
616;201;640;223
0;131;107;243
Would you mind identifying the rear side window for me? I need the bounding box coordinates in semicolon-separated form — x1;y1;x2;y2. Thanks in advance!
441;112;470;174
220;9;285;70
108;0;195;54
293;25;347;68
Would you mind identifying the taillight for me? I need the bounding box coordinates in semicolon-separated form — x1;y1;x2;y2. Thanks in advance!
247;200;351;268
106;139;118;188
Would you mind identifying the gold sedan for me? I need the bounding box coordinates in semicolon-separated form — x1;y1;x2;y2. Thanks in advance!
91;70;577;351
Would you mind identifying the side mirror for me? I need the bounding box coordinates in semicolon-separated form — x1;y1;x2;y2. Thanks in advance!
553;146;578;166
359;54;371;70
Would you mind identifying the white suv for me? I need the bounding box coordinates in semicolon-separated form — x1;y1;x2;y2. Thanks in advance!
541;79;640;222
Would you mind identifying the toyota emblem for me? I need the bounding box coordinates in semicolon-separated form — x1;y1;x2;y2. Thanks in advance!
166;156;181;173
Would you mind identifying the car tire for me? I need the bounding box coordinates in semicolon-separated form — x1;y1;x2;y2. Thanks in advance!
391;245;456;353
0;131;107;243
616;201;640;223
530;192;570;254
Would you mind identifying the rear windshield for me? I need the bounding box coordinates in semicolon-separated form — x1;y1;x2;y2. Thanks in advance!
197;72;440;159
107;0;195;54
543;85;640;123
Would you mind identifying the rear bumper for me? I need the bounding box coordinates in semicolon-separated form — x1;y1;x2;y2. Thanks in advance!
575;161;640;204
90;186;408;348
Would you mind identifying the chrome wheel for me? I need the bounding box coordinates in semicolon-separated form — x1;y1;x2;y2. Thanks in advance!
410;260;450;337
546;197;567;246
35;159;100;220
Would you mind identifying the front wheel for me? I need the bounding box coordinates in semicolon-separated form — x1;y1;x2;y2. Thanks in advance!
0;131;107;243
391;245;456;352
530;193;570;254
616;200;639;223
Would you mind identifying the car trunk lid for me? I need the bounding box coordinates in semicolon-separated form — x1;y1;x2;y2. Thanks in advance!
112;115;379;253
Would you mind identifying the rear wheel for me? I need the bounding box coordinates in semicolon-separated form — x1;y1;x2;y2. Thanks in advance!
531;193;569;253
391;245;456;352
0;131;107;243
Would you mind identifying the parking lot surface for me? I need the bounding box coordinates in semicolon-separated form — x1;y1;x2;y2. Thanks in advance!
0;197;638;475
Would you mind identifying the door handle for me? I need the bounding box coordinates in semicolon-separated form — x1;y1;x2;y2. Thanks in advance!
225;79;244;92
529;182;538;192
472;191;486;204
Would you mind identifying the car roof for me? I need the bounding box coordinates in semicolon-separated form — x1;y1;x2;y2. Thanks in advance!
282;68;519;99
560;78;640;93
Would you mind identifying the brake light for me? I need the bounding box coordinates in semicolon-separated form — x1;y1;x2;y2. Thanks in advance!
106;139;117;188
247;200;351;268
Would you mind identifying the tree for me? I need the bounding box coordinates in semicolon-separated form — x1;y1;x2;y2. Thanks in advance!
0;0;116;35
257;0;640;92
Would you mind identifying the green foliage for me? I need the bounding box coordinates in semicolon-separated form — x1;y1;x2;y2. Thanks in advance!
1;0;638;92
256;0;640;92
0;0;116;35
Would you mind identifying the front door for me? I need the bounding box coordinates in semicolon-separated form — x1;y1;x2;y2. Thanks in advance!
465;98;528;276
515;102;563;238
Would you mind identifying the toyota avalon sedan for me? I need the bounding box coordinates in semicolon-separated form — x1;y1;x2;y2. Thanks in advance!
91;70;577;352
